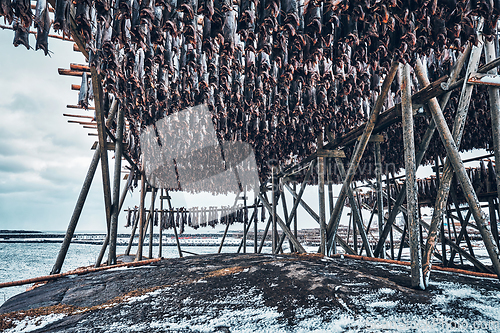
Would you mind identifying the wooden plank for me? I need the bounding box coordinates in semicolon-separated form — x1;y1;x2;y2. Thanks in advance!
58;68;84;77
316;150;346;158
357;134;384;143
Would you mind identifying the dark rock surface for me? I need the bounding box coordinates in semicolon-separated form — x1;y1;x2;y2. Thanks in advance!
1;253;499;332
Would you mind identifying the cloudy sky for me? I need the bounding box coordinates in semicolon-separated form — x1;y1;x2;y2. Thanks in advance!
0;29;124;232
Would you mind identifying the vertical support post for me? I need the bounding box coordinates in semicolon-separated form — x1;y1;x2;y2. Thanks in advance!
327;159;334;216
90;68;112;240
135;171;146;261
318;134;327;254
108;104;125;265
293;183;298;252
375;142;385;258
254;199;258;253
272;169;277;254
401;62;424;289
243;188;248;254
148;188;157;259
159;189;164;258
485;38;500;247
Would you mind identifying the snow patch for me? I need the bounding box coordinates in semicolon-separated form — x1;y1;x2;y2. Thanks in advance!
4;313;66;333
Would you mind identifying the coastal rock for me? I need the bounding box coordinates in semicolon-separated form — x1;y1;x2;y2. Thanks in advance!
1;253;499;332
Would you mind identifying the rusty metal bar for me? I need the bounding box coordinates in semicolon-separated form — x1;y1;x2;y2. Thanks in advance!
326;61;399;256
108;103;125;265
373;44;471;257
401;62;424;289
417;55;500;281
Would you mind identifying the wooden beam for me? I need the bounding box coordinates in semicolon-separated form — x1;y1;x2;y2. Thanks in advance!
401;62;424;289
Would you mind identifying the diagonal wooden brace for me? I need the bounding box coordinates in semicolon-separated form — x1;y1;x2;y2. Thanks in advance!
258;192;306;253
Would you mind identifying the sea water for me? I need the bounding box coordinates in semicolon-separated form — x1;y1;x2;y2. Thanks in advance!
0;242;244;307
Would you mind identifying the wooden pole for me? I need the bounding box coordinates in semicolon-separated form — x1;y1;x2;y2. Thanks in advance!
280;187;292;253
243;188;248;253
108;104;125;265
254;199;258;253
90;68;112;245
148;188;157;259
401;62;424;289
135;171;147;261
318;133;327;254
375;142;385;258
159;189;164;258
238;203;258;253
51;147;101;274
326;61;399;255
373;45;471;257
416;57;500;282
258;191;306;253
165;190;183;258
485;38;500;248
293;183;298;252
272;169;277;253
258;216;272;253
125;207;138;256
218;190;242;253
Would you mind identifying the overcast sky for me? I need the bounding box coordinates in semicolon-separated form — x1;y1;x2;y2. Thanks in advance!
0;29;121;232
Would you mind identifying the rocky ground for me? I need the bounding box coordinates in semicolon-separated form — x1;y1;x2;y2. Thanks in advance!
1;253;499;332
